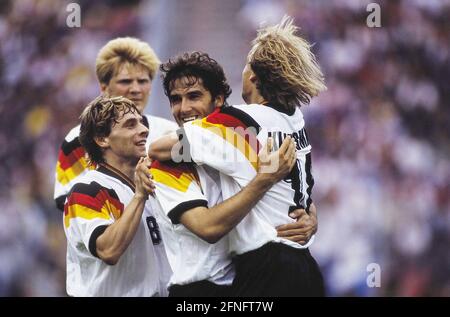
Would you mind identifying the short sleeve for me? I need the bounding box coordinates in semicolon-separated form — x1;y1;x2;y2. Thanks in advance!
54;126;95;211
150;161;208;224
64;181;122;257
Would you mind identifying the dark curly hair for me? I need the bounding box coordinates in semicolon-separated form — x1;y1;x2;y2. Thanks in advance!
160;51;232;103
79;96;139;164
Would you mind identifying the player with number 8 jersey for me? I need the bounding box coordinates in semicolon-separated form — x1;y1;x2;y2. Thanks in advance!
65;165;170;296
64;96;171;296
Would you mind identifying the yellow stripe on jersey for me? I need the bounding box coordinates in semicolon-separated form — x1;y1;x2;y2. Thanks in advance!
192;120;258;170
56;157;94;185
64;204;111;228
104;199;122;221
151;168;199;193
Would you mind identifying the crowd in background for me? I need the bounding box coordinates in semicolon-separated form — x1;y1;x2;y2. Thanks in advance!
0;0;448;296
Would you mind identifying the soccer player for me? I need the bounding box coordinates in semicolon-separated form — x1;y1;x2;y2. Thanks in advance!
148;52;316;296
153;16;326;296
54;37;177;211
64;96;171;296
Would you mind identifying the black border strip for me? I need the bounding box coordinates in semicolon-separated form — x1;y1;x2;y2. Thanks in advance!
55;195;66;212
168;199;208;225
220;106;261;131
88;225;109;258
305;152;314;212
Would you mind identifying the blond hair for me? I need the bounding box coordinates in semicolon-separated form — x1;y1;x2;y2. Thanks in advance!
248;15;326;112
95;37;160;84
79;96;139;164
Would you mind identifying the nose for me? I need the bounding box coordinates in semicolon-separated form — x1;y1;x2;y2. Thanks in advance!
180;98;192;115
130;80;140;94
139;121;149;138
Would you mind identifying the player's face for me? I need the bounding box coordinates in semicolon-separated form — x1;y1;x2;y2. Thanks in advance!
241;63;255;104
101;64;151;113
168;77;224;126
104;110;149;163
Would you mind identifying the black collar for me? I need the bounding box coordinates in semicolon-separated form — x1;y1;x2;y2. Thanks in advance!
97;162;136;193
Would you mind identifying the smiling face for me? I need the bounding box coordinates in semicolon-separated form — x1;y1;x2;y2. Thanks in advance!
101;63;151;113
168;77;224;126
99;109;149;164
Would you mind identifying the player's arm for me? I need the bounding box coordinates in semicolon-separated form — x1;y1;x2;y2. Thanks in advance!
148;132;180;161
151;128;319;245
276;203;318;245
180;137;296;244
96;158;155;265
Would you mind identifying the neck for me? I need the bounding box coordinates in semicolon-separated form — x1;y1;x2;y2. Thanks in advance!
254;95;267;106
103;153;137;181
245;88;267;105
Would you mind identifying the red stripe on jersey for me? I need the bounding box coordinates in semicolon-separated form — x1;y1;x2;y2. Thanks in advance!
205;110;261;153
66;192;103;212
96;188;124;212
65;189;124;215
151;160;196;179
206;108;245;129
58;146;86;170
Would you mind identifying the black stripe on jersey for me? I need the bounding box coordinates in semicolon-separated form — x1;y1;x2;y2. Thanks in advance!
168;199;208;225
287;158;304;210
278;131;283;149
220;106;261;131
303;128;310;148
305;152;314;212
142;115;149;129
69;181;120;201
97;163;135;193
55;194;66;212
175;127;192;162
88;225;109;258
61;136;82;156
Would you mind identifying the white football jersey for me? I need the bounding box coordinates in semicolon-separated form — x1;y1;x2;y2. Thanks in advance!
182;104;316;255
64;164;172;297
145;115;178;146
150;161;234;287
54;115;177;210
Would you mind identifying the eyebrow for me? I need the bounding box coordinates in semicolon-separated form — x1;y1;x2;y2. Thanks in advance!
122;117;139;126
169;93;181;101
116;75;149;80
188;90;202;95
169;88;203;97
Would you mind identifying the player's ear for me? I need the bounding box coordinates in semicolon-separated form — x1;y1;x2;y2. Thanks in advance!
94;136;109;149
214;94;225;108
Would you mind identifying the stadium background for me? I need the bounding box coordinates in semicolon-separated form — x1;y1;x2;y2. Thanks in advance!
0;0;449;296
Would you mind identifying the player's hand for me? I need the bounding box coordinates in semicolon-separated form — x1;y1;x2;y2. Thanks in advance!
257;136;296;185
276;203;318;245
134;157;155;199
